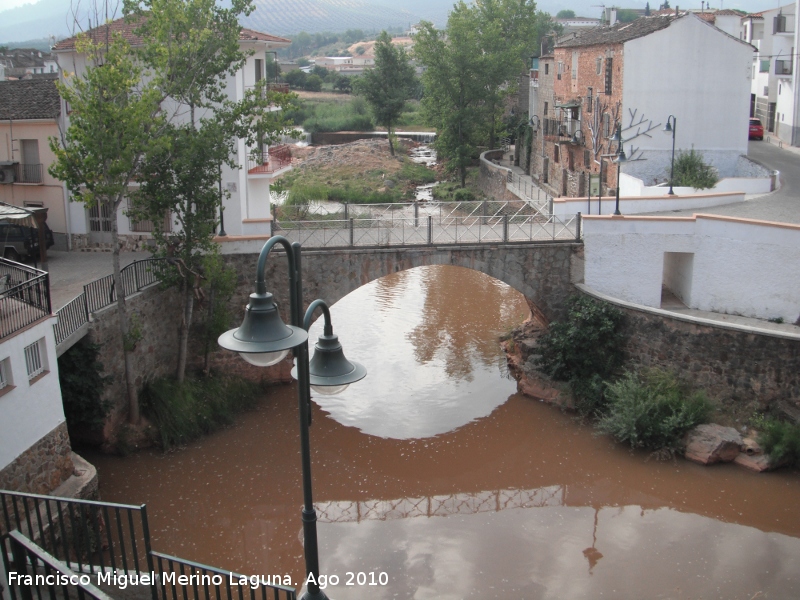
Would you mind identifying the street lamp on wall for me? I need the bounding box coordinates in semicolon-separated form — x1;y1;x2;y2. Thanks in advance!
663;115;677;195
530;115;540;130
611;125;627;216
218;236;366;600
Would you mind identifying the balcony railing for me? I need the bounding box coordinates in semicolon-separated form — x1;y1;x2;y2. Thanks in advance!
773;15;795;33
776;59;793;75
268;82;290;93
247;144;292;175
13;163;43;184
0;259;51;340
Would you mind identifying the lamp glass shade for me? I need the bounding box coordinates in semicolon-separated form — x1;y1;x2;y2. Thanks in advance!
310;383;350;396
663;122;673;133
240;349;289;367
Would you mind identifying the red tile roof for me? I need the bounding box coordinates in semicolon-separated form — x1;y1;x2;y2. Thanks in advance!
53;16;289;51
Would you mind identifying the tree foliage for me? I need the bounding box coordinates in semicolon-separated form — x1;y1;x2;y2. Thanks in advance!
414;0;551;185
355;31;416;155
50;29;165;423
556;9;575;18
125;0;297;383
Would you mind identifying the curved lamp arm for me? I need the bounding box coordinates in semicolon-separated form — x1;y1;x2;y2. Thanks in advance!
254;235;300;327
303;299;333;335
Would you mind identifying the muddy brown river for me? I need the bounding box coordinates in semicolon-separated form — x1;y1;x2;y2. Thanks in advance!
86;266;800;599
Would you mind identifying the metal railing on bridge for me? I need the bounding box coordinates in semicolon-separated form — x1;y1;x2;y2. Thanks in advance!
0;259;51;340
273;200;580;248
1;489;296;600
54;258;166;346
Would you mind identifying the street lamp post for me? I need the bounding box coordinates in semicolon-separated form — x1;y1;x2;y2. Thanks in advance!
611;125;627;215
664;115;677;195
218;236;366;600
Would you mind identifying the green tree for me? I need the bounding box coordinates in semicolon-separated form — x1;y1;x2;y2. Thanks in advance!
304;73;323;91
126;0;296;383
616;9;639;22
284;68;307;88
556;9;575;18
671;149;718;189
50;32;164;424
355;31;416;156
415;0;547;184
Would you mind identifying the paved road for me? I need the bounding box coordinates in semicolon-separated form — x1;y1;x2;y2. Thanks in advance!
649;141;800;224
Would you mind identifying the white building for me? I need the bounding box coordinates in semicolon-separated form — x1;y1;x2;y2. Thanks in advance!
0;255;73;494
742;4;800;145
52;18;292;247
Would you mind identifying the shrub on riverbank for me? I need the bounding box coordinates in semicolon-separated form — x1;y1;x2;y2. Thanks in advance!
754;416;800;468
596;369;713;452
140;376;262;450
532;295;626;415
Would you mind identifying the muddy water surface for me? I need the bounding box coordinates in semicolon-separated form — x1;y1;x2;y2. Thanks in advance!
87;266;800;600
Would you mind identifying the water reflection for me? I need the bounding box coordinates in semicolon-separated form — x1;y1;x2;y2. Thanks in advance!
308;266;529;439
85;266;800;600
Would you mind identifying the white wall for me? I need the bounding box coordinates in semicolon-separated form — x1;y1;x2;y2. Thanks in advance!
0;316;65;470
583;214;800;322
622;15;753;184
551;188;746;217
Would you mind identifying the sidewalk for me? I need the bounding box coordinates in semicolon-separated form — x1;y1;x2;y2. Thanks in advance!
44;250;152;310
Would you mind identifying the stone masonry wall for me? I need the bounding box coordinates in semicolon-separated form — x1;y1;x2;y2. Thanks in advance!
87;284;183;436
0;422;73;494
579;287;800;417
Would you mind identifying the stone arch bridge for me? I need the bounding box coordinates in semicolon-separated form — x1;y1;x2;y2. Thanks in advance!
225;241;583;324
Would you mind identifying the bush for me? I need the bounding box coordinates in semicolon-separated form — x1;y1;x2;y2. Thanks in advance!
754;417;800;468
671;148;718;189
140;376;262;450
304;74;323;92
58;341;111;432
596;369;713;452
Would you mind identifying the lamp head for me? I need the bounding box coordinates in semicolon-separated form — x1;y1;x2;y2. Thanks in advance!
609;127;622;143
218;291;308;366
615;148;627;164
663;121;673;134
291;332;366;395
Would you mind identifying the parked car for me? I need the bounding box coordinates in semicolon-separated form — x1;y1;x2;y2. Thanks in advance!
749;118;764;140
0;222;55;261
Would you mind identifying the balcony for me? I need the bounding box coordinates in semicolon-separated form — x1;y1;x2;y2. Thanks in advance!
0;259;51;340
14;163;43;184
775;59;793;76
267;82;290;93
247;144;292;176
773;15;795;34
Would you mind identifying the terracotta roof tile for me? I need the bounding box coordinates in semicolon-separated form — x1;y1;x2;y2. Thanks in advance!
53;16;288;51
558;14;679;48
0;79;61;120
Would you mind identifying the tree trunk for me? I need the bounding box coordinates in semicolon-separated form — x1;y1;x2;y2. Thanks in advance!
203;285;216;375
176;282;194;384
387;122;395;156
109;198;139;424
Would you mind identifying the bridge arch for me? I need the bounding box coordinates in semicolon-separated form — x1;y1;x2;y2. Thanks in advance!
230;242;581;324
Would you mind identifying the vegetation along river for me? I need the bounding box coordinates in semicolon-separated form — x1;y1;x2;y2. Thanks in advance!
86;265;800;599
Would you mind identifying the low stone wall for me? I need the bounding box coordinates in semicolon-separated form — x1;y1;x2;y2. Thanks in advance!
578;285;800;418
70;234;155;253
0;423;73;494
478;150;517;201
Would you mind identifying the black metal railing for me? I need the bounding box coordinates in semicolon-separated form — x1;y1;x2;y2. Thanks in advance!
55;258;166;346
0;259;51;340
13;163;44;184
1;490;156;600
2;490;297;600
152;552;296;600
7;530;114;600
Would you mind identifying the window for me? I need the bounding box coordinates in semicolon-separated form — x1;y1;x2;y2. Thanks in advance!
586;87;593;113
596;57;602;74
572;52;578;80
24;339;47;381
557;62;563;80
604;57;613;94
554;146;560;164
584;149;590;167
759;59;770;72
545;63;549;75
544;102;548;116
603;113;611;137
255;58;263;83
0;357;12;390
